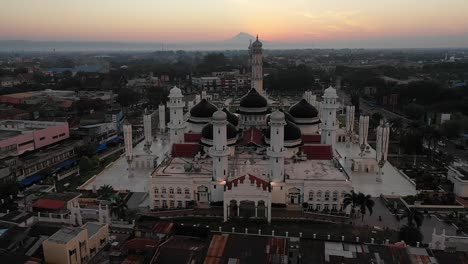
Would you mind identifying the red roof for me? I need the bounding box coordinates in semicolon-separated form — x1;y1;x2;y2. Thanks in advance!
122;255;144;264
184;133;202;143
240;128;263;146
151;222;174;234
122;238;158;251
32;199;66;210
171;144;200;158
302;134;321;144
226;174;270;191
300;145;333;160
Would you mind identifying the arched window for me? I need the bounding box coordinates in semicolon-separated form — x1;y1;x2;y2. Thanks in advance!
308;191;314;201
325;191;330;201
169;188;174;194
154;188;159;194
184;188;190;195
341;191;346;198
161;188;166;194
333;191;338;202
316;191;322;201
177;188;182;195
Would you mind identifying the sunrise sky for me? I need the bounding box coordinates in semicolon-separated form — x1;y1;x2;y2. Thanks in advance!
1;0;467;44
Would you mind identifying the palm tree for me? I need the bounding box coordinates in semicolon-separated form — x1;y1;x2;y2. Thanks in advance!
399;224;423;246
97;184;114;200
343;191;359;218
400;208;424;227
389;117;404;136
357;193;375;221
111;195;128;220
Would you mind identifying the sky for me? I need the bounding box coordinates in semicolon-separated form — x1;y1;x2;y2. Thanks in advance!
1;0;468;47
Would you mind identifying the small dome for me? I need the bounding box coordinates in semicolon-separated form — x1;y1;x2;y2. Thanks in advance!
324;86;337;98
270;110;285;122
265;120;302;142
201;123;238;140
289;99;318;118
190;99;218;118
169;86;182;97
252;35;262;48
212;110;226;121
239;88;267;108
222;108;239;126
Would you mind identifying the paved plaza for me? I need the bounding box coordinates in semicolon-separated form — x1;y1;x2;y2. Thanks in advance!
79;135;170;193
335;142;417;197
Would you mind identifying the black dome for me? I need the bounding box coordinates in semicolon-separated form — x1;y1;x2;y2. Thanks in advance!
190;99;217;118
222;108;239;126
279;109;295;122
239;88;267;108
265;120;302;141
289;99;318;118
201;123;238;140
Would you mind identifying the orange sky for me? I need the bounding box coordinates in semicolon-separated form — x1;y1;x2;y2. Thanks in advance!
1;0;467;42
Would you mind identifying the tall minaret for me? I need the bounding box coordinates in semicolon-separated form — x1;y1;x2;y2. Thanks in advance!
267;111;288;182
345;105;355;133
210;110;230;181
321;86;339;150
123;120;134;178
251;35;263;94
158;103;166;133
167;86;185;144
376;120;390;182
359;115;370;146
143;108;153;149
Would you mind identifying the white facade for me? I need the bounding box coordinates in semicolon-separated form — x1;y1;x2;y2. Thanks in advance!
158;104;166;133
321;86;339;150
251;36;263;94
167;86;186;144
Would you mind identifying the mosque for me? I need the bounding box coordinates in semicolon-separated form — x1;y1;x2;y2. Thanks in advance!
144;36;362;223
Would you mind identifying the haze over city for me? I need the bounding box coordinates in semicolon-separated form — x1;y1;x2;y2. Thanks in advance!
1;0;468;50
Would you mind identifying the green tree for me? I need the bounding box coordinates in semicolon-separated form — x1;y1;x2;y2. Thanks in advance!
97;184;114;200
77;144;95;157
399;224;423;246
111;195;128;219
357;192;375;221
370;112;383;129
91;155;100;169
343;191;360;218
400;208;424;227
79;156;93;173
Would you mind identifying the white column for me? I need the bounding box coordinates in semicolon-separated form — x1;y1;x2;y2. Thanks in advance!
267;111;287;182
359;115;370;146
210;110;230;181
167;86;186;144
267;205;271;223
158;104;166;133
251;36;264;94
321;86;339;150
255;201;258;217
143;109;153;148
224;201;228;222
237;203;240;216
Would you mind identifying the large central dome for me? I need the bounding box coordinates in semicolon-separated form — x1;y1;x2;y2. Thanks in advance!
289;99;318;119
239;88;267;109
190;99;218;118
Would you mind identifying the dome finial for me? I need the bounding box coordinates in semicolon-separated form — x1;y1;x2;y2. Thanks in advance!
256;34;259;40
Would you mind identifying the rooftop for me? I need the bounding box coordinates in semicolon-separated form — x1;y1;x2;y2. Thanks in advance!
46;226;84;244
84;222;106;238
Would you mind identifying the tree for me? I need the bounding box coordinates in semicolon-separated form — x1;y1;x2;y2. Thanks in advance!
388;117;404;136
357;193;375;221
404;103;425;120
399;224;423;246
77;144;95;157
400;208;424;228
79;156;93;174
441;120;463;139
350;89;361;115
343;191;359;217
370;112;383;129
117;88;139;110
111;195;128;219
91;155;100;169
97;184;114;200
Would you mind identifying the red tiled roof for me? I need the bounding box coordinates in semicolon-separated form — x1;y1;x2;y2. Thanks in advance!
184;133;202;143
122;255;144;264
122;238;158;251
151;222;174;234
302;134;321;144
171;144;200;158
32;199;66;210
240;128;263;146
300;145;332;160
226;174;270;191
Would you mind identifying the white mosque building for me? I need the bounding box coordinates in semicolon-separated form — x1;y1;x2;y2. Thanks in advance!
147;37;357;223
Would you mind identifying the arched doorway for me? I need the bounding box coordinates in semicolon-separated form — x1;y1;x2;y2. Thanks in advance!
288;187;301;205
239;200;255;218
196;186;208;202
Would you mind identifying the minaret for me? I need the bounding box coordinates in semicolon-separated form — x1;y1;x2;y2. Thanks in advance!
123;120;134;178
321;86;339;150
143;108;152;149
267;111;288;182
251;35;263;94
359;115;370;156
209;110;230;181
158;103;166;133
346;105;355;133
376;120;390;182
167;86;185;144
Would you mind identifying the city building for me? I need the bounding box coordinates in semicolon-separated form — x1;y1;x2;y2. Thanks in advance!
42;222;109;264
